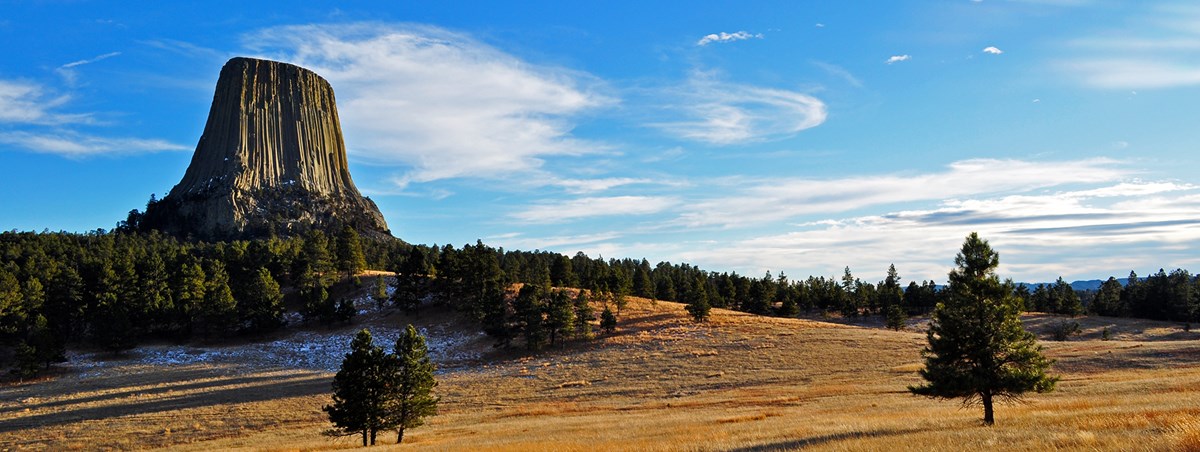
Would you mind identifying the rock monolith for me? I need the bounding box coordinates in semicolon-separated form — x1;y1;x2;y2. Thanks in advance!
142;57;391;240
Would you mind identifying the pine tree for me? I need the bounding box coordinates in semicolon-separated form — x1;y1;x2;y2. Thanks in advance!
573;290;594;340
325;329;394;446
171;260;207;337
372;275;389;309
885;303;907;331
684;274;711;322
600;306;618;335
336;226;367;280
198;259;238;338
909;233;1057;425
544;289;575;347
389;324;439;444
240;267;284;333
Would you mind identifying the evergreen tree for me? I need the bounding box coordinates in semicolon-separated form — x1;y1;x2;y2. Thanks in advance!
880;264;904;319
325;329;394;446
171;260;207;337
544;289;575;347
389;324;439;444
1052;277;1083;316
392;246;431;316
599;306;618;335
1091;277;1125;316
336;226;367;280
240;267;284;333
885;303;907;331
910;233;1057;425
372;275;389;309
515;282;547;350
684;274;712;322
198;259;238;337
573;290;595;340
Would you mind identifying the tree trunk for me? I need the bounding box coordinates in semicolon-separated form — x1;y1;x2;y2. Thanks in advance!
397;425;405;444
361;429;368;447
370;428;377;445
982;392;995;426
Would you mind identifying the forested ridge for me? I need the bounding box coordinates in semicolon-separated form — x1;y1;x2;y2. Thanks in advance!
1;229;1198;378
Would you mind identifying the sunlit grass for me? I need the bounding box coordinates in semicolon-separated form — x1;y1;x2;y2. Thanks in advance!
3;297;1198;450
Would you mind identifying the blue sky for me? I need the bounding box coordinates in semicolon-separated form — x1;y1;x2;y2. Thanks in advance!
2;0;1199;283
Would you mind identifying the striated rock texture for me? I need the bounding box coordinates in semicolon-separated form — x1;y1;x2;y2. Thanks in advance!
143;57;391;241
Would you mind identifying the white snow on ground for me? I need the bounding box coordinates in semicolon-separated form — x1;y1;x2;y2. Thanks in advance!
63;294;486;378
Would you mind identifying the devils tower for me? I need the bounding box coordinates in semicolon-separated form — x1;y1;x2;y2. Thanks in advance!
142;57;391;240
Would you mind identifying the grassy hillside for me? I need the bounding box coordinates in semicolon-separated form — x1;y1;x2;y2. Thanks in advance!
3;294;1199;451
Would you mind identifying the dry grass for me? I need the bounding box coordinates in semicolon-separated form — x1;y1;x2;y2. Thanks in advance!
3;297;1199;451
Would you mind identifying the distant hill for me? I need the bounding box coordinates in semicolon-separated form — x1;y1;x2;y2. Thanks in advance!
1017;278;1142;291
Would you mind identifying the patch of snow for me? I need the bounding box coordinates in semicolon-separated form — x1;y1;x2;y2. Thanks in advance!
63;297;485;377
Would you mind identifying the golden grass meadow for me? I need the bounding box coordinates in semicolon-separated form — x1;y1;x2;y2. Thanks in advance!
3;294;1199;451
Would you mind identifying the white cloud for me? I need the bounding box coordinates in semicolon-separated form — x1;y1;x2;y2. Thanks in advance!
56;51;121;86
886;54;911;64
651;71;827;145
1058;4;1200;89
0;80;89;125
676;181;1200;283
0;131;188;157
511;195;677;223
696;31;763;46
244;23;613;186
0;78;186;157
486;231;623;251
983;46;1004;54
674;158;1128;228
1062;59;1200;89
550;177;652;194
812;61;864;87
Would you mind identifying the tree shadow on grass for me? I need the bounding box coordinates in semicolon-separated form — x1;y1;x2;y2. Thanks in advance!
729;427;925;451
0;370;328;434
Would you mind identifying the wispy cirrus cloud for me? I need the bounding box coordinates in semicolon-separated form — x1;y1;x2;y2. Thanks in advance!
650;71;826;145
696;31;762;46
0;80;89;125
0;131;188;157
675;180;1200;283
675;158;1128;228
244;23;613;187
1058;2;1200;89
0;78;187;157
886;54;911;64
511;195;677;224
56;51;121;86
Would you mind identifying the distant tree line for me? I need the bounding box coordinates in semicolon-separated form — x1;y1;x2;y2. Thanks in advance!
5;226;1199;378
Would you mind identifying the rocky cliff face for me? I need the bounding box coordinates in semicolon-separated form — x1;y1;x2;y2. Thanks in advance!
143;57;391;240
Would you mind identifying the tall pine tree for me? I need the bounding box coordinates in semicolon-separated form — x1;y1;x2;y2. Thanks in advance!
389;324;439;444
909;233;1057;425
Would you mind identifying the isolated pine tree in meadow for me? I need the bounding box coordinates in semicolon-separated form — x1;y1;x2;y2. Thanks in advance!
910;233;1057;425
390;324;439;444
325;329;394;446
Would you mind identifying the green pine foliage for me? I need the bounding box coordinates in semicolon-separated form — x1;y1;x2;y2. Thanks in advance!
909;233;1057;425
390;324;439;444
600;306;618;335
324;329;394;446
336;226;367;279
573;290;594;340
240;267;284;333
684;275;711;322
